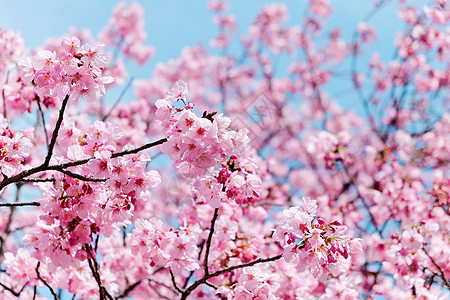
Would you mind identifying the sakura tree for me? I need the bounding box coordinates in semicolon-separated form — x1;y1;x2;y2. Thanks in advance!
0;0;448;299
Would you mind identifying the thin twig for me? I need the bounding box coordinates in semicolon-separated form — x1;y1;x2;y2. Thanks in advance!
170;269;184;294
0;137;168;191
349;0;391;139
1;71;9;119
111;137;168;159
57;169;107;182
181;254;283;299
203;208;219;276
148;280;173;300
102;77;134;121
85;245;114;300
423;247;450;288
183;240;205;289
36;98;49;148
148;278;177;293
0;281;26;297
36;262;59;300
116;280;141;299
343;165;382;236
0;183;22;258
20;177;56;183
43;95;70;167
0;202;40;207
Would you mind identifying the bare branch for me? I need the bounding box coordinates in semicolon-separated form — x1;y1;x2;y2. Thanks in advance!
0;202;40;207
0;281;26;297
110;137;168;159
20;177;56;183
148;279;173;300
0;137;168;191
102;77;134;121
85;245;114;300
1;71;9;119
36;98;49;148
44;95;69;167
181;254;283;299
169;269;184;294
116;280;141;299
57;169;107;182
0;183;22;259
423;247;450;289
204;208;219;275
36;262;59;300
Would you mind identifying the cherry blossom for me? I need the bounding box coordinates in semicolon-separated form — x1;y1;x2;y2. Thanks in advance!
0;0;448;299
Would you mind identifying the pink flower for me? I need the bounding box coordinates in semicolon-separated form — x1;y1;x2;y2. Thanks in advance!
61;36;81;55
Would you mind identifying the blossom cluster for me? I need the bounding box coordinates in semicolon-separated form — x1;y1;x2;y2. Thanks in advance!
99;1;154;65
23;119;161;267
128;218;201;273
0;28;25;70
274;197;362;282
156;80;263;207
0;116;33;181
19;37;113;105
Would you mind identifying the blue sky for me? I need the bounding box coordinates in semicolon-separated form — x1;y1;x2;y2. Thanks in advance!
0;0;402;78
0;0;410;124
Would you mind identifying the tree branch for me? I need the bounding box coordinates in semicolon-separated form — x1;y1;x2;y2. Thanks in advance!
110;137;168;159
180;254;283;299
20;177;55;183
36;262;59;300
57;169;107;182
116;280;141;299
43;95;69;167
204;208;219;276
0;281;26;297
0;202;40;207
0;183;22;259
85;245;114;300
102;77;134;121
169;269;184;294
0;137;168;191
36;98;49;148
423;247;450;289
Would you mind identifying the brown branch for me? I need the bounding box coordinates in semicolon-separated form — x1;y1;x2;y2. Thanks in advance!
36;262;59;300
148;278;177;294
110;137;168;159
343;165;382;236
169;269;184;294
183;240;205;289
36;98;49;148
0;281;26;297
20;177;56;183
1;71;9;119
0;183;22;259
102;77;134;121
85;245;114;300
0;137;168;191
44;95;69;167
180;254;283;299
116;280;141;299
0;202;40;207
204;208;219;276
57;169;107;182
423;247;450;289
176;200;283;299
148;279;173;300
